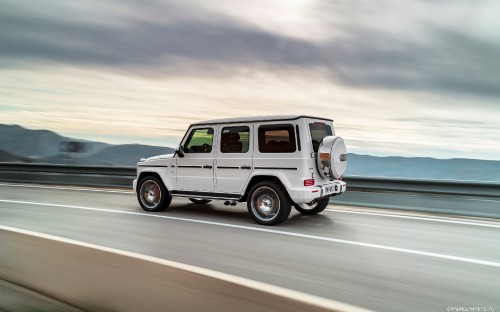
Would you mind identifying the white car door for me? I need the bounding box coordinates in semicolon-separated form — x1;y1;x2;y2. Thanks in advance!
215;124;253;194
176;127;215;192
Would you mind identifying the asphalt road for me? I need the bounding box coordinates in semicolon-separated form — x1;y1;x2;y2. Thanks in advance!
1;183;499;311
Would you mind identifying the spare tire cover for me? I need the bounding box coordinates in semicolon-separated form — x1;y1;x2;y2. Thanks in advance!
317;136;347;179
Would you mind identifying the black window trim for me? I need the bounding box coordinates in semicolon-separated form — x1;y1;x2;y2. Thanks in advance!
295;124;301;151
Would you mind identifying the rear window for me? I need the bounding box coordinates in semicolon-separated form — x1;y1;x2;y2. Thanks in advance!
309;123;332;152
258;124;296;153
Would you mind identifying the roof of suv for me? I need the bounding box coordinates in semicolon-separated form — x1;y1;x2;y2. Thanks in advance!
191;115;333;126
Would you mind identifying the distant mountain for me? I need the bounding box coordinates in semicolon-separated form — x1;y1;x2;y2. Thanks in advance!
0;124;173;166
0;124;109;158
85;144;174;166
345;154;500;182
0;124;65;158
0;149;32;163
1;124;499;182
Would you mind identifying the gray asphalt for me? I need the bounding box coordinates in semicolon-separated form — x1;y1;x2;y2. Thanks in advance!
0;183;499;311
333;190;500;218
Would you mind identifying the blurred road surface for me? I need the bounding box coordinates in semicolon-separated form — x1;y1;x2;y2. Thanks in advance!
0;183;499;311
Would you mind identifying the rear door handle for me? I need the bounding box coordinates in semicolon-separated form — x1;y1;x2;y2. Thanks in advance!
240;165;251;170
203;165;213;169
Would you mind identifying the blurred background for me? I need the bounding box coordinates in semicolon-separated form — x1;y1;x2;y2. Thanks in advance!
1;3;500;311
1;0;499;180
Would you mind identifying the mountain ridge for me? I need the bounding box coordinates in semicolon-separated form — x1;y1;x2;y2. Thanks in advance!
0;124;173;166
1;124;499;182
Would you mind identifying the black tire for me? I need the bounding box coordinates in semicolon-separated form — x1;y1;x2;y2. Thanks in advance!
293;198;329;215
247;181;291;225
189;198;212;205
137;176;172;212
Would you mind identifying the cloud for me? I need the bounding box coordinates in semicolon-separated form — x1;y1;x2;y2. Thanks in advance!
1;0;499;99
325;25;500;98
0;1;320;70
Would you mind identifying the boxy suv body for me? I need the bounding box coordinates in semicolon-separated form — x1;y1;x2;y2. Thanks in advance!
133;115;347;225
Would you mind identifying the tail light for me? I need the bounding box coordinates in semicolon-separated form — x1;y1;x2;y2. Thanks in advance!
304;179;315;186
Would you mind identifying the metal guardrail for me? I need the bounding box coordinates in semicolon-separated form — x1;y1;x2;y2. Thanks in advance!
0;163;135;188
0;163;134;176
344;176;500;198
1;163;499;197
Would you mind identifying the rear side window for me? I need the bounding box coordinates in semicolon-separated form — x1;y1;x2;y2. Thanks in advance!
185;128;214;153
258;124;296;153
309;122;332;152
221;126;250;153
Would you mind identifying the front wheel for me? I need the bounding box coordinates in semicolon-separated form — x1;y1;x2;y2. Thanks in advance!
189;198;212;205
293;198;329;215
247;181;291;226
137;176;172;212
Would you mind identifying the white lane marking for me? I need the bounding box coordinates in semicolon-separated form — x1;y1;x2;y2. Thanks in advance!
0;182;133;194
0;225;370;312
325;208;500;229
1;199;500;269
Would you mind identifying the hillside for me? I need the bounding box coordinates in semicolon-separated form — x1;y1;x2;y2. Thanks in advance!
1;124;499;182
85;144;174;166
0;124;109;158
0;124;173;166
345;154;500;182
0;149;32;163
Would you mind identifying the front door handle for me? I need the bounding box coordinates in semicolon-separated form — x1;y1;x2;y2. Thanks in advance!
203;165;213;169
240;165;251;170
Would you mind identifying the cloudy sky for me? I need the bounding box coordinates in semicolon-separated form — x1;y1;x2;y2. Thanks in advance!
1;0;499;160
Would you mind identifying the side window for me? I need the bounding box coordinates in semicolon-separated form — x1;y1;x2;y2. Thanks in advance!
184;128;214;153
221;126;250;153
258;124;296;153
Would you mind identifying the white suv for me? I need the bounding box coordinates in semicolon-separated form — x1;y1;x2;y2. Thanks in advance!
133;115;347;225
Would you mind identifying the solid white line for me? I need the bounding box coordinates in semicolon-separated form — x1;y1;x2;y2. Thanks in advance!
0;182;133;194
0;225;370;312
326;208;500;229
1;199;500;268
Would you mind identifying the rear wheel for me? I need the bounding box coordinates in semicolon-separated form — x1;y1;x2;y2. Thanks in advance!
137;176;171;212
189;198;212;204
293;198;329;215
247;181;291;226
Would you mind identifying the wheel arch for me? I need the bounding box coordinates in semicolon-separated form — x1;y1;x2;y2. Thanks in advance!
137;170;173;192
241;174;290;202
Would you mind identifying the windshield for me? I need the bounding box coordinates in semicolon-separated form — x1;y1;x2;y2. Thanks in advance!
309;122;333;152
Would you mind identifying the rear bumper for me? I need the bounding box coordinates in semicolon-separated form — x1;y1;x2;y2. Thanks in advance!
287;180;346;204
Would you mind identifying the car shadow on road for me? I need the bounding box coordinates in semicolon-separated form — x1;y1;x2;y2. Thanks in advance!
164;201;337;228
284;212;335;228
166;202;251;223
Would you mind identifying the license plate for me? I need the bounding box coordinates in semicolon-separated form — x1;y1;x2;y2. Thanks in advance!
323;184;336;195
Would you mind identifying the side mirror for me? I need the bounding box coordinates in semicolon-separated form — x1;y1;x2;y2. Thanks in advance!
175;145;185;158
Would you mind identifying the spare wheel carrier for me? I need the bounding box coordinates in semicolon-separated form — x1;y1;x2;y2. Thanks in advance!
316;136;347;180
